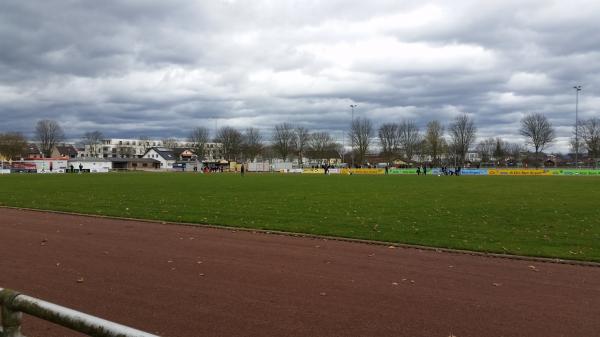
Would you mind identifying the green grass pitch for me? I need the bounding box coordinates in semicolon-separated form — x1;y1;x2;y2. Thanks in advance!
1;172;599;261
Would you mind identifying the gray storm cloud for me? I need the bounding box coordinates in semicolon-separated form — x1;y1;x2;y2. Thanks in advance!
0;0;599;152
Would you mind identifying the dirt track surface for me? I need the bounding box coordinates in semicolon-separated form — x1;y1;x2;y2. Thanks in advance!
1;208;599;337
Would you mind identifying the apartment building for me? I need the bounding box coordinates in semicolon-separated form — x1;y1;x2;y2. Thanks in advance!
82;138;224;160
82;139;163;158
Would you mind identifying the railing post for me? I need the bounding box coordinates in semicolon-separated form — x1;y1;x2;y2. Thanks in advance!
1;305;25;337
0;289;25;337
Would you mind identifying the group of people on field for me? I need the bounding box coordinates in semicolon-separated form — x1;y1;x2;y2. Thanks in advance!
441;166;462;176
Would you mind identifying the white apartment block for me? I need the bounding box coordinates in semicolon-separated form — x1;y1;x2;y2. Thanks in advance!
81;138;224;160
82;139;163;159
204;143;224;160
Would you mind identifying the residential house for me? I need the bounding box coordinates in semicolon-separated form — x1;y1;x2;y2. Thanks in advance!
108;158;161;170
25;144;43;159
51;144;78;158
172;148;196;161
142;147;177;169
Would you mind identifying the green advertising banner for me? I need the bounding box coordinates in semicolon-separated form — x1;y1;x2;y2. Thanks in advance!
547;169;600;176
388;168;417;175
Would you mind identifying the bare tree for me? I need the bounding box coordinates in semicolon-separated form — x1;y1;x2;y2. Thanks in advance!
272;123;295;161
449;114;477;165
82;131;103;158
189;127;210;160
260;144;276;162
332;142;345;163
349;117;373;165
519;113;555;165
506;142;525;164
476;138;496;163
493;138;509;165
292;127;310;165
378;123;399;163
398;120;421;161
308;131;333;161
424;120;445;166
0;132;28;160
35;119;64;158
215;126;243;161
162;138;178;149
242;127;263;161
578;118;600;160
570;136;585;158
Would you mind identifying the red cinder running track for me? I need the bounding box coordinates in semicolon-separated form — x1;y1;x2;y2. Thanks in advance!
1;208;599;337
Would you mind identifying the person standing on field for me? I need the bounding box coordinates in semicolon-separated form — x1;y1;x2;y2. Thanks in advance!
416;166;421;176
241;163;245;177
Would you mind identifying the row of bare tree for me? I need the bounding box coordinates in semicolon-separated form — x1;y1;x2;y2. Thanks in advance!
184;124;342;163
0;120;66;159
178;113;599;165
373;114;478;165
2;115;599;165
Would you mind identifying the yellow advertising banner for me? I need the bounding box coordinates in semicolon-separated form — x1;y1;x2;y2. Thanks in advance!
302;168;325;174
340;168;385;175
488;169;551;176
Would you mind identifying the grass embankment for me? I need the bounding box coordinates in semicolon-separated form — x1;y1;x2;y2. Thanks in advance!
1;173;599;261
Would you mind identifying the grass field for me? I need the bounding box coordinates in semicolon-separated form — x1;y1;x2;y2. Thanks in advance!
1;172;599;261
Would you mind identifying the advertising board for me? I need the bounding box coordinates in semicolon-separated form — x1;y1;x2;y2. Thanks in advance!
340;168;385;175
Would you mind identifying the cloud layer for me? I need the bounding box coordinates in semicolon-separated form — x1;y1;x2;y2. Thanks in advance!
1;0;599;151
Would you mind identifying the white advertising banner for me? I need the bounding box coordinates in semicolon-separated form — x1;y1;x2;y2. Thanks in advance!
30;160;68;173
68;160;112;173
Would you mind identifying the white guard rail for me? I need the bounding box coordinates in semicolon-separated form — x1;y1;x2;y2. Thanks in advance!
0;288;160;337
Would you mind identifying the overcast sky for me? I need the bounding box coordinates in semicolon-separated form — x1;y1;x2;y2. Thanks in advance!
1;0;599;152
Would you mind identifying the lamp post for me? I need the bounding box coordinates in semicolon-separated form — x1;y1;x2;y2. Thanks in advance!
340;130;345;166
574;85;582;168
349;104;358;167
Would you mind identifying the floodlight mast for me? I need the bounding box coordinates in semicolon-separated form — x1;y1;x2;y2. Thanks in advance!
574;85;582;168
349;104;358;168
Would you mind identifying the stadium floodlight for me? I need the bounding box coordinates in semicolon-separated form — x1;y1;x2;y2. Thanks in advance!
574;85;582;168
349;104;358;167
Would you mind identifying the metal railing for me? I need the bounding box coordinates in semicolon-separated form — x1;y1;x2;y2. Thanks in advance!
0;288;159;337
